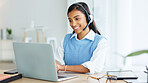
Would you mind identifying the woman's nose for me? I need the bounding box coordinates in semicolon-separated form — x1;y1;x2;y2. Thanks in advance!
71;21;76;27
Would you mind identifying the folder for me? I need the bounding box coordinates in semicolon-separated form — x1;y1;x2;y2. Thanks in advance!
107;70;138;80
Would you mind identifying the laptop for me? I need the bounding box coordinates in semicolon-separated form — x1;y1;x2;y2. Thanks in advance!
13;42;78;81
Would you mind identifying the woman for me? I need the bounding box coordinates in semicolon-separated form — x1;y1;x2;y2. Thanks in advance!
55;2;107;74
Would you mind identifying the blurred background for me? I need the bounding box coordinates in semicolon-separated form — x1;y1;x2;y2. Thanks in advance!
0;0;148;71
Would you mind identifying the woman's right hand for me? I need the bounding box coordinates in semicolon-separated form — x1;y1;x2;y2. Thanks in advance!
55;60;64;72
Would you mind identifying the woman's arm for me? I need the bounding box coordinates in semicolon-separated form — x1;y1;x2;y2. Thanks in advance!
82;38;108;74
54;39;65;65
65;65;90;73
55;61;89;73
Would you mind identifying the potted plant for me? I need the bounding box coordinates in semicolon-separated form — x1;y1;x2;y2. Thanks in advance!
6;28;13;40
118;50;148;70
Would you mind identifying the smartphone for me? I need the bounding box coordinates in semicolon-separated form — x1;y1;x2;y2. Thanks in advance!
4;69;18;74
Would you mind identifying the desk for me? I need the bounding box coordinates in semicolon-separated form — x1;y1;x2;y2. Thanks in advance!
0;70;125;83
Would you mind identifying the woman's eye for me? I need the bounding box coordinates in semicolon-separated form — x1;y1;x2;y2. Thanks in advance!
75;18;80;20
69;19;72;22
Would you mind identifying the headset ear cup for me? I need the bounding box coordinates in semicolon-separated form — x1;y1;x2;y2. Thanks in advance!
89;15;93;23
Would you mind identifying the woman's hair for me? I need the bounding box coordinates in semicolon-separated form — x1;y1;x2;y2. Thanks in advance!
67;2;101;35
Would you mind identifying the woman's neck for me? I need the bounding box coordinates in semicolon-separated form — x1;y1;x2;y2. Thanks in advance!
77;28;90;40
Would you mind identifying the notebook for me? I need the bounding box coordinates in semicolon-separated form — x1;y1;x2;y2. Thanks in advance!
107;70;138;80
0;73;22;82
13;42;78;81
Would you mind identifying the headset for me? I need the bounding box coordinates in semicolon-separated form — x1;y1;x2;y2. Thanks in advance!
75;3;93;31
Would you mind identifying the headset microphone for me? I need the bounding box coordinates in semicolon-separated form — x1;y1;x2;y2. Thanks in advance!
83;15;93;31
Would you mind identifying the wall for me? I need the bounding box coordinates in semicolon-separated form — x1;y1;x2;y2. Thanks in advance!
0;0;67;45
94;0;148;70
115;0;148;70
132;0;148;51
116;0;132;69
131;0;148;70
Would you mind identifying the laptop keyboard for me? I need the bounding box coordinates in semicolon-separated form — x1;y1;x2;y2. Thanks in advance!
58;74;76;79
58;75;67;78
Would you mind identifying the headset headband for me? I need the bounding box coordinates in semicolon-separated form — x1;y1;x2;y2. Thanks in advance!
75;3;91;22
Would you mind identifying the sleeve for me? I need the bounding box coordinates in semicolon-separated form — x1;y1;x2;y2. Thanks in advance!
82;38;108;74
54;39;65;65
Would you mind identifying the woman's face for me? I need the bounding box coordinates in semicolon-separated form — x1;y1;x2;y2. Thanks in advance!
68;9;87;34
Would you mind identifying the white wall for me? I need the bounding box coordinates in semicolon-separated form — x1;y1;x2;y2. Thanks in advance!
132;0;148;51
131;0;148;70
116;0;132;69
115;0;148;70
0;0;67;45
94;0;148;70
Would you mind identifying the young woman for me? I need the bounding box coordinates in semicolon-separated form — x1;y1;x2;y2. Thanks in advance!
55;2;107;74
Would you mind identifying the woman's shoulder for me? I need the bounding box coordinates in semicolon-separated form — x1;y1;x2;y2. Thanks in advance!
65;33;73;36
95;34;106;40
64;33;73;39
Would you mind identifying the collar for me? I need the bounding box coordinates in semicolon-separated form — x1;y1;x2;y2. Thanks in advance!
70;30;95;41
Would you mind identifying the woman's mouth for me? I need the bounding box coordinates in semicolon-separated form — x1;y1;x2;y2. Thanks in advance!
73;26;79;30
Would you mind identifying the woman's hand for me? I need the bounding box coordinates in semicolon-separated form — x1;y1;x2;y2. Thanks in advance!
55;60;64;72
